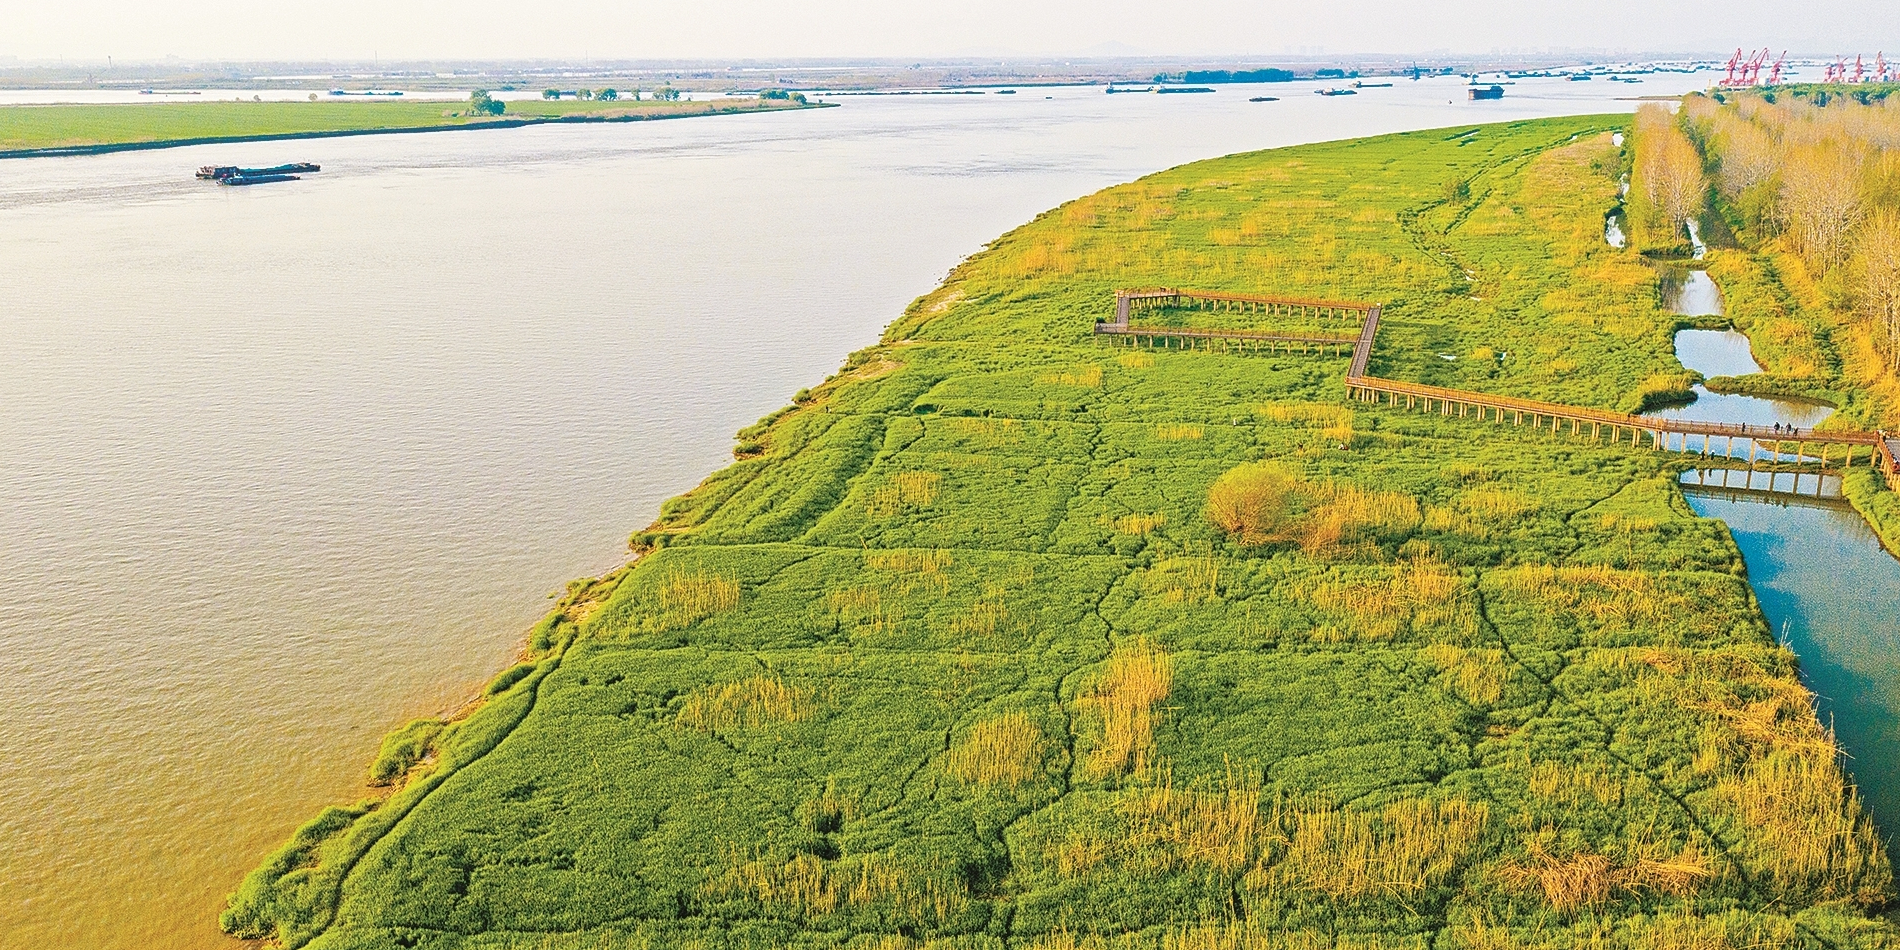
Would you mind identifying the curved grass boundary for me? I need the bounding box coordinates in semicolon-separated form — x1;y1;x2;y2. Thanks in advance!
0;101;832;160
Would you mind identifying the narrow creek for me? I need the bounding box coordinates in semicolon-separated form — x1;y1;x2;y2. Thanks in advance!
1651;254;1900;840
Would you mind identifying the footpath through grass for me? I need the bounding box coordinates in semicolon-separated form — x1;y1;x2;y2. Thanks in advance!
225;117;1900;949
0;97;814;153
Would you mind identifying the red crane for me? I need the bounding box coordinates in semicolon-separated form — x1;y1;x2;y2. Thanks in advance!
1854;54;1866;84
1767;51;1787;85
1878;52;1890;83
1744;48;1769;85
1721;48;1743;86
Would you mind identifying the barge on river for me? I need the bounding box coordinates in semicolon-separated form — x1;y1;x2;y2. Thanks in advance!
196;163;320;185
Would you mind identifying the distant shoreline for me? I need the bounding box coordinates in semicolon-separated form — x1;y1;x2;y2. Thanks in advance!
0;100;832;160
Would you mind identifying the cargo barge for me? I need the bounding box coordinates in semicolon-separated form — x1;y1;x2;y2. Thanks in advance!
196;163;320;185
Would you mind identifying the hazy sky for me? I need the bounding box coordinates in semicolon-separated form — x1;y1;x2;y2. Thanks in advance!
8;0;1899;63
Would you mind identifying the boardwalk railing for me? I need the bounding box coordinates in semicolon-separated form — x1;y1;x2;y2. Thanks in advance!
1099;288;1378;350
1099;286;1898;488
1347;374;1890;471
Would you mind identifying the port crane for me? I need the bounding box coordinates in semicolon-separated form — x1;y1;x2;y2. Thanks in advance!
1720;48;1776;87
1766;51;1787;85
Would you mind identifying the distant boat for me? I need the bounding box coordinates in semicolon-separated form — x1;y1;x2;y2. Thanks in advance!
1469;85;1505;100
1106;86;1155;94
327;90;404;97
196;163;320;184
1249;96;1279;102
1156;86;1216;94
1351;81;1394;88
1568;74;1594;81
1316;88;1357;97
995;89;1016;94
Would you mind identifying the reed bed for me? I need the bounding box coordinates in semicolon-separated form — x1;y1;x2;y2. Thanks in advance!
1263;798;1489;900
1039;364;1105;388
656;571;741;628
868;471;943;516
1082;639;1174;777
678;675;812;731
945;712;1045;786
1116;512;1168;536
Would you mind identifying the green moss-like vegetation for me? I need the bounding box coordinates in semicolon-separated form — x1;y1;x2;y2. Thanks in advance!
227;117;1900;948
0;97;816;153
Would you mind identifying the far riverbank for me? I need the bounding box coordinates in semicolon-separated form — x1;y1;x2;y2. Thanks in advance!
0;97;827;159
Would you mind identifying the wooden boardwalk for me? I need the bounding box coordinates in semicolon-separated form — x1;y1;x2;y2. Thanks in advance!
1099;286;1899;488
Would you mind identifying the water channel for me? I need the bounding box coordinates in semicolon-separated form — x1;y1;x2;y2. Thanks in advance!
1659;275;1900;843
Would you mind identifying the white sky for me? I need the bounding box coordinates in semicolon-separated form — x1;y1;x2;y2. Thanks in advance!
6;0;1898;63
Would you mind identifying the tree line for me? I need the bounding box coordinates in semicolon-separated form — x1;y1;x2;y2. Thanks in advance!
1629;92;1900;375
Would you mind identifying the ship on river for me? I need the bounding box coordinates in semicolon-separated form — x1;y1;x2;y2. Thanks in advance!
195;163;320;185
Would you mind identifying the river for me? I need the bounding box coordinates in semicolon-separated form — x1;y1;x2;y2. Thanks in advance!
0;71;1729;948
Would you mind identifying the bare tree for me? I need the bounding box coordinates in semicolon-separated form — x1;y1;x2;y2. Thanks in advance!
1856;210;1900;374
1631;105;1706;247
1781;140;1866;270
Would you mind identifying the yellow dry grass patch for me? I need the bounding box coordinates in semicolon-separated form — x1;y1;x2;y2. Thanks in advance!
1144;554;1218;604
1262;799;1489;900
1296;557;1472;642
1497;840;1713;910
945;712;1044;786
1039;364;1105;388
1115;512;1167;536
1121;769;1263;872
1116;351;1155;369
1715;749;1890;905
679;675;812;731
1423;486;1537;539
703;849;968;924
1419;642;1507;705
657;572;741;627
868;471;942;516
1492;564;1683;630
1082;639;1174;777
1207;461;1419;555
1154;423;1203;441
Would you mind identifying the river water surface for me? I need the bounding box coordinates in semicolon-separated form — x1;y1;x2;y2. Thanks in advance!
1663;321;1900;841
0;72;1729;947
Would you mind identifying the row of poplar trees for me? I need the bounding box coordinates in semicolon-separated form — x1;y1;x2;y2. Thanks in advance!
1627;92;1900;375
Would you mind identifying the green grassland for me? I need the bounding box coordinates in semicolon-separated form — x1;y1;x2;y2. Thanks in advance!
0;97;812;153
225;116;1900;949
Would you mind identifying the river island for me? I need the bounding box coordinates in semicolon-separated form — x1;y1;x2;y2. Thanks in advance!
226;103;1900;948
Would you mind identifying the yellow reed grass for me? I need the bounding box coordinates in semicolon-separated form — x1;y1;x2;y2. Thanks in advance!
1297;556;1471;642
1155;423;1204;441
1714;748;1890;905
1257;402;1353;427
1039;364;1104;387
1146;555;1218;604
1117;351;1155;368
1083;639;1174;777
1116;512;1167;536
1269;799;1489;900
703;849;968;925
945;712;1045;786
1497;839;1713;910
866;548;953;574
1419;643;1507;705
1121;768;1263;872
867;471;942;516
678;675;812;731
656;572;741;627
